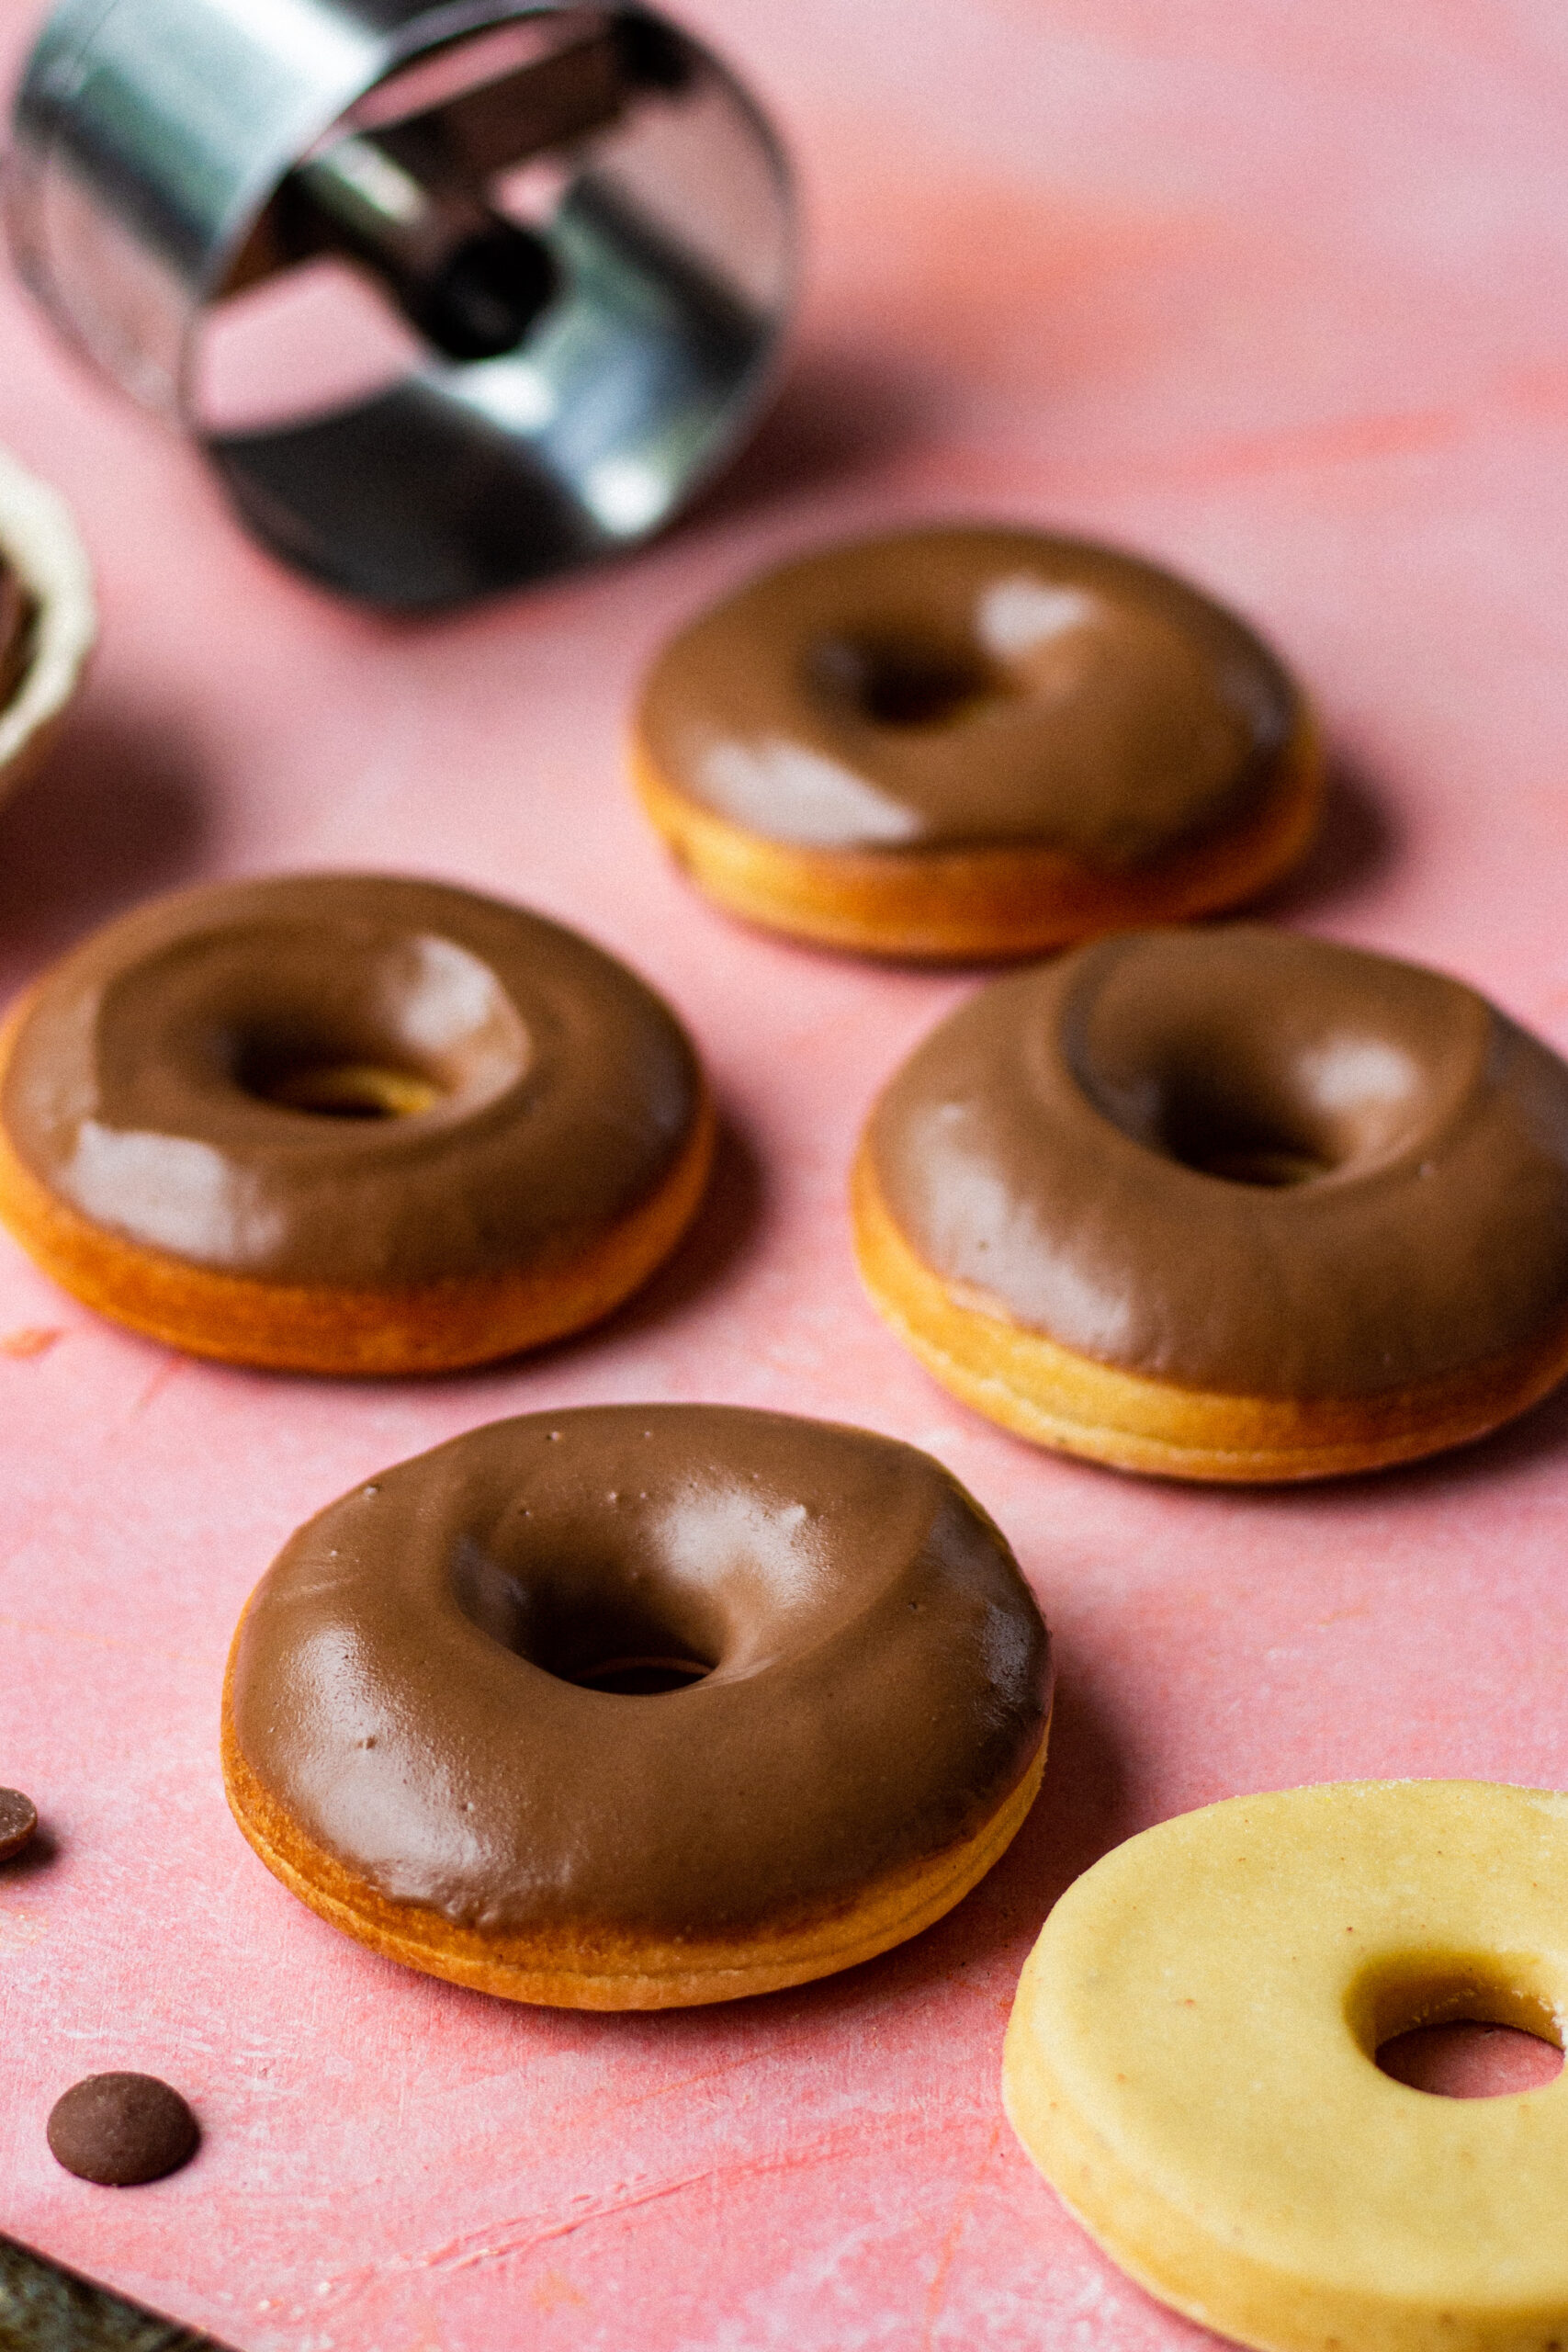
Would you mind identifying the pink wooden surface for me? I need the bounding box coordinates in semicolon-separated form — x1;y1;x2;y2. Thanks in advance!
4;2;1568;2344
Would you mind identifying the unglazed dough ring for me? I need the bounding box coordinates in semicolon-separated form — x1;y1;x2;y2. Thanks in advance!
0;874;713;1374
1004;1781;1568;2352
222;1405;1053;2008
631;526;1321;960
854;925;1568;1480
0;444;96;803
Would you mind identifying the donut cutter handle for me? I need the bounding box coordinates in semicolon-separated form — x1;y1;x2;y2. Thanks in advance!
6;0;796;605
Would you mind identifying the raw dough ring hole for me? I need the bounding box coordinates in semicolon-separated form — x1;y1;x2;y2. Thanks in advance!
1360;1954;1564;2098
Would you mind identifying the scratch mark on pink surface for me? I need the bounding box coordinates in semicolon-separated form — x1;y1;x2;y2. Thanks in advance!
1503;358;1568;420
0;1345;188;1570
1155;401;1464;483
126;1351;187;1419
979;356;1568;504
402;2126;880;2287
575;2009;873;2121
1010;398;1466;503
562;2052;780;2129
425;2171;713;2277
920;2118;1003;2348
0;1325;63;1359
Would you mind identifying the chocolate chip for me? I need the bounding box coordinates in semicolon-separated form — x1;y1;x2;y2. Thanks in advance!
0;1787;38;1860
47;2075;199;2187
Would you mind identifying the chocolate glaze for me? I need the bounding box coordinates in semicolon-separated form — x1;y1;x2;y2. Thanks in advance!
229;1407;1051;1939
868;927;1568;1398
0;561;31;712
1;875;703;1286
637;527;1299;859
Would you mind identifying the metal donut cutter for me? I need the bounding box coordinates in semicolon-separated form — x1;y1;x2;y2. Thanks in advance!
6;1;796;605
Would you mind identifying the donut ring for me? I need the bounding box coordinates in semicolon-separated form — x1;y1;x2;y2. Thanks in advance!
854;926;1568;1481
222;1406;1053;2008
0;875;713;1374
631;526;1320;960
0;445;96;806
1004;1780;1568;2352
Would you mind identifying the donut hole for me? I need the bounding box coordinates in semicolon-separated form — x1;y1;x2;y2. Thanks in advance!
1098;1036;1431;1187
223;932;528;1123
1073;943;1443;1192
1148;1034;1431;1184
243;1050;444;1120
1154;1069;1335;1188
452;1544;720;1696
569;1654;714;1696
807;632;1009;729
1377;2021;1563;2098
1351;1958;1564;2100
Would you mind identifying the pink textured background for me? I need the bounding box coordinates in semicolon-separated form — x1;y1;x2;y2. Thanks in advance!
4;2;1568;2344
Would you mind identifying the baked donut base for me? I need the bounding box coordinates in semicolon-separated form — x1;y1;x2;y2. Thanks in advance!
220;1695;1049;2010
629;715;1322;962
0;1012;716;1374
852;1146;1568;1481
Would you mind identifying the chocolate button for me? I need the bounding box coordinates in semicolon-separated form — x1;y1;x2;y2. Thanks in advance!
0;1787;37;1860
47;2075;199;2187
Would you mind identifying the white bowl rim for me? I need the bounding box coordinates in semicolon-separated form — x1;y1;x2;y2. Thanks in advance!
0;444;97;786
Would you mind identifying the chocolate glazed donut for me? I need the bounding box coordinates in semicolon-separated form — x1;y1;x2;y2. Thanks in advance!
0;875;713;1373
854;927;1568;1480
222;1407;1053;2007
631;526;1321;959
